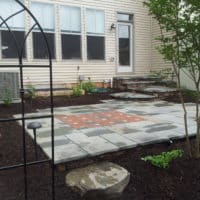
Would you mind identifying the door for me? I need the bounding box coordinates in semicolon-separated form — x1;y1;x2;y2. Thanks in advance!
117;23;133;73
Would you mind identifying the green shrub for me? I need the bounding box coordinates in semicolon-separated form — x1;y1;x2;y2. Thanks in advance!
141;149;183;169
3;89;13;106
73;85;82;97
26;84;37;100
81;79;95;94
181;88;199;101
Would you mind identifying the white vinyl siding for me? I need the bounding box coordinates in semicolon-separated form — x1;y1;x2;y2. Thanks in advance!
0;0;156;88
151;18;172;71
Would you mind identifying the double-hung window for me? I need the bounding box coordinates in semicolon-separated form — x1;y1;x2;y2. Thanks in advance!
60;6;81;59
0;0;25;58
86;9;105;60
31;2;55;59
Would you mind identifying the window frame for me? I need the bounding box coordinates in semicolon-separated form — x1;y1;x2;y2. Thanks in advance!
86;8;106;61
31;2;56;60
0;0;26;60
117;12;133;23
1;30;26;59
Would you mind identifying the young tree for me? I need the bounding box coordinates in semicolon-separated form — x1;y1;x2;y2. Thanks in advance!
144;0;200;157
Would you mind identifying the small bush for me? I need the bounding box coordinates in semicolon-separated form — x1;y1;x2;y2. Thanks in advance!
141;149;183;169
3;89;13;106
81;79;95;94
181;88;199;101
26;84;37;100
73;85;83;97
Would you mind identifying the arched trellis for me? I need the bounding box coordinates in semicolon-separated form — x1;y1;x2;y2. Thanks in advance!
0;1;55;200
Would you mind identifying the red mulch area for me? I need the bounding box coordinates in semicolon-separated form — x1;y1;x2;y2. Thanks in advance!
0;94;200;200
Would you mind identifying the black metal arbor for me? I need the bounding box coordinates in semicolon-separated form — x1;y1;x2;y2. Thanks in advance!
0;0;55;200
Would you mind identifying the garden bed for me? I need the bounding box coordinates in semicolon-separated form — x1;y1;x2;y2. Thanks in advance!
0;93;199;200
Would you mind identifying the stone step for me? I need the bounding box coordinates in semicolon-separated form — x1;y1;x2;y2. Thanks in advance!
136;86;177;99
123;81;156;91
113;76;161;90
110;92;155;101
113;76;160;82
123;81;156;86
137;86;177;93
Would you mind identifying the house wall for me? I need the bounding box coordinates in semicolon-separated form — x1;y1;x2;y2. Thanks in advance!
151;19;196;90
0;0;153;88
180;71;195;90
151;18;172;72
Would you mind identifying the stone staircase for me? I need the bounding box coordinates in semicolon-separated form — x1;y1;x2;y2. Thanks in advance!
112;76;177;101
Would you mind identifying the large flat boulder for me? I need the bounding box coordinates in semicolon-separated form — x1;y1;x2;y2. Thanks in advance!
66;162;130;199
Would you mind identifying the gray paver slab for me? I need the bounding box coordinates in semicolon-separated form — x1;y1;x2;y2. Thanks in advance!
145;124;178;133
66;134;119;156
124;132;169;145
80;127;114;137
43;143;88;164
152;130;185;140
107;124;141;134
101;133;138;149
37;135;67;145
40;138;71;148
37;127;73;138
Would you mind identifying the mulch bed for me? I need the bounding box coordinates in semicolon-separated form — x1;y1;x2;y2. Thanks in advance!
0;93;200;200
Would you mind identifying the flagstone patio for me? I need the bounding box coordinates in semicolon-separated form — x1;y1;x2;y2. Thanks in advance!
14;100;197;164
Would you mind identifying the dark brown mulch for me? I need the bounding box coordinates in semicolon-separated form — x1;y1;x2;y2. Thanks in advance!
164;92;197;103
0;93;200;200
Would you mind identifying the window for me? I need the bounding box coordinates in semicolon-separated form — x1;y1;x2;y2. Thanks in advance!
0;0;25;58
60;6;81;59
117;13;133;22
117;13;133;68
118;25;130;66
31;2;55;59
86;9;105;60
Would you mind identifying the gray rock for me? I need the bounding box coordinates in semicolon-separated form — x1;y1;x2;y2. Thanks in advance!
66;162;130;199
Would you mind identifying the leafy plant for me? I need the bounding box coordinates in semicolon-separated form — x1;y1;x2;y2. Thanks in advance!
26;84;37;100
3;89;13;106
144;0;200;158
73;85;83;97
81;79;95;94
141;149;183;169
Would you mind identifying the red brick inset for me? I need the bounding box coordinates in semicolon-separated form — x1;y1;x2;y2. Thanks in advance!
56;110;144;129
